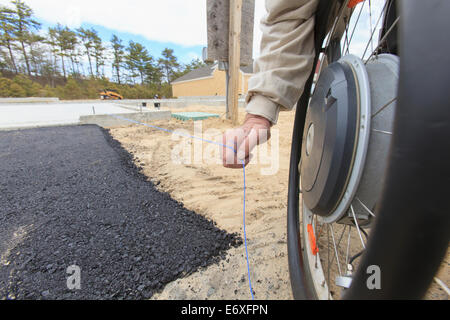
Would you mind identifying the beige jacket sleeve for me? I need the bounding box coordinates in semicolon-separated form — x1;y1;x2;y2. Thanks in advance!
246;0;319;124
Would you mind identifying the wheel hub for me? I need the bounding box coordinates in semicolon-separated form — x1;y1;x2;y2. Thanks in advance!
306;123;314;156
301;54;399;224
301;56;362;218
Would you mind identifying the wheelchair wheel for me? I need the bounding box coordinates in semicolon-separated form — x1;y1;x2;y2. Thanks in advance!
287;0;450;300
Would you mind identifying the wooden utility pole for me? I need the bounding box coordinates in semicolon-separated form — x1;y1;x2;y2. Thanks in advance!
206;0;254;125
228;0;242;125
206;0;254;65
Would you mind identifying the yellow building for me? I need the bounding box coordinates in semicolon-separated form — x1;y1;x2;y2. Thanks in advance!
171;63;253;98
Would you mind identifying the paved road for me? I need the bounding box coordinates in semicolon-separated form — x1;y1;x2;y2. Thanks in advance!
0;125;241;299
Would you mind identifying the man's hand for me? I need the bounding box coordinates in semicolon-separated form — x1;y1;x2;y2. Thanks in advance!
222;113;272;168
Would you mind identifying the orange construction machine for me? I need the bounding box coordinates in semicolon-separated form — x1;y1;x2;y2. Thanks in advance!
100;89;123;100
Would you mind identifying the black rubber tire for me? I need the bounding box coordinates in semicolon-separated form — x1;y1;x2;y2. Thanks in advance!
287;0;339;300
287;0;450;300
344;0;450;299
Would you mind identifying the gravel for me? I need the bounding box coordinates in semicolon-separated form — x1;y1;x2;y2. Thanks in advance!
0;125;241;300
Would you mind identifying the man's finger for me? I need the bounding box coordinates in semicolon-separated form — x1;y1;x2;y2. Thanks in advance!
223;128;246;165
236;127;269;161
223;153;253;168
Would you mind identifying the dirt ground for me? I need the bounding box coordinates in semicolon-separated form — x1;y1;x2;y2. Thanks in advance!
109;105;449;300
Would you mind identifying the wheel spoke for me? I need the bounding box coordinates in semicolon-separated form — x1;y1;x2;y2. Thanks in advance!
344;0;367;55
366;16;400;62
317;0;351;83
350;205;366;249
345;226;352;268
372;129;392;135
371;97;397;118
314;214;319;268
361;0;390;61
327;225;331;300
343;17;350;56
355;197;376;217
329;224;345;276
368;0;374;54
329;225;347;265
327;0;351;48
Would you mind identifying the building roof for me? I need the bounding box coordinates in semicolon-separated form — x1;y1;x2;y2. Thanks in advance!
172;64;216;84
172;63;253;84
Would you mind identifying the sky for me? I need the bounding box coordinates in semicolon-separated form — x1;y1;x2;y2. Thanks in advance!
0;0;266;65
0;0;384;66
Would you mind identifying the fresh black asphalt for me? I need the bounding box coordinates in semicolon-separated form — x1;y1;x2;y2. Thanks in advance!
0;125;241;300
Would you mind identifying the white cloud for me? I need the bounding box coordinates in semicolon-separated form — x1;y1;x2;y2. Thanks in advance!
0;0;382;62
186;51;200;62
0;0;266;56
0;0;208;46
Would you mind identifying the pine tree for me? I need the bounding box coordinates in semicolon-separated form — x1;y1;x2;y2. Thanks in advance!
46;27;61;80
0;1;189;98
10;0;40;76
51;24;68;79
51;24;80;79
64;29;78;76
144;61;162;85
158;48;180;85
91;30;104;77
110;35;124;84
77;27;96;77
0;6;18;74
28;33;45;75
125;41;152;84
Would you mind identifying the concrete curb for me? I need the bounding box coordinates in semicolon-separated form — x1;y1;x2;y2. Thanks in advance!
119;98;246;109
0;98;247;109
79;110;171;127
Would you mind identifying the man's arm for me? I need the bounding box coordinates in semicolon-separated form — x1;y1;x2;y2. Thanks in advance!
246;0;319;124
223;0;319;167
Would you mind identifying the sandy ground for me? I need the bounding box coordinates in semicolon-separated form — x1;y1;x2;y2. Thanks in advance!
109;105;449;300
